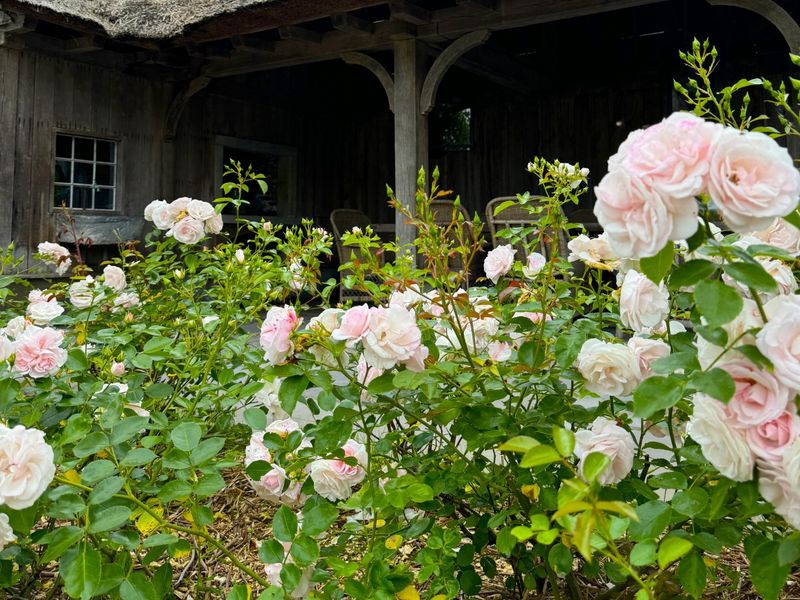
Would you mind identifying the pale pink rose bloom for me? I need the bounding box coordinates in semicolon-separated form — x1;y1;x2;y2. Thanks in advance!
235;248;245;263
28;290;48;304
2;316;30;340
0;425;56;509
627;336;670;377
594;170;698;259
422;290;446;317
357;354;383;400
331;440;367;485
389;285;422;310
523;252;546;278
758;461;800;529
574;417;635;485
204;212;224;234
516;311;552;324
37;242;72;275
609;112;717;198
266;418;301;440
12;326;67;379
0;514;16;551
756;295;800;390
784;437;800;490
308;459;356;501
308;308;344;334
745;410;800;465
110;361;126;377
102;265;126;292
0;334;14;363
762;258;798;296
619;270;670;333
574;339;641;397
331;304;371;345
402;343;429;372
567;234;618;270
143;199;167;222
245;432;272;465
187;200;216;221
484;245;516;283
362;306;422;370
720;358;794;427
753;218;800;256
26;296;64;325
686;393;754;481
69;277;98;309
113;292;140;309
488;341;513;362
264;562;312;598
169;217;205;245
150;202;177;230
708;128;800;232
259;305;302;366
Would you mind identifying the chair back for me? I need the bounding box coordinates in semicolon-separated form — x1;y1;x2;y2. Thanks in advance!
329;209;378;304
570;208;604;235
485;196;568;259
428;199;478;275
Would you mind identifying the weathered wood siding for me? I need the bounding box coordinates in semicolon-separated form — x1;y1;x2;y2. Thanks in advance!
0;47;168;271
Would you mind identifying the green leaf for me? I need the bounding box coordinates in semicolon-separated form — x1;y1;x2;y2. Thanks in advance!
144;383;173;399
629;541;656;566
290;535;320;566
0;378;20;408
227;584;249;600
272;505;298;542
520;445;561;468
629;501;672;542
88;476;125;505
548;544;573;575
640;242;674;283
119;572;158;600
552;427;575;457
111;417;149;445
784;209;800;230
302;498;338;536
194;472;226;497
40;526;84;563
694;280;743;327
243;407;267;432
778;536;800;566
120;448;157;467
88;506;132;533
279;375;308;415
61;543;102;600
259;539;285;564
647;471;688;489
498;436;539;454
691;368;735;403
73;432;110;458
658;536;693;569
633;376;684;419
672;489;709;518
257;588;284;600
66;348;89;371
582;452;611;483
723;262;778;293
668;259;718;290
171;422;202;452
748;540;790;600
142;533;179;548
80;460;116;484
157;480;192;503
678;552;707;598
190;438;226;465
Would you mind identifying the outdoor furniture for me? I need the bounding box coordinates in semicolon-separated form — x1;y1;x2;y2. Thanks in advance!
329;208;382;304
484;196;568;260
570;208;603;235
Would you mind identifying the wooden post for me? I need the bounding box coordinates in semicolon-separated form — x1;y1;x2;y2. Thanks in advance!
393;38;428;250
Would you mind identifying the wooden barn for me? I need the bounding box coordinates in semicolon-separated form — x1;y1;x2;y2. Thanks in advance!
1;0;799;276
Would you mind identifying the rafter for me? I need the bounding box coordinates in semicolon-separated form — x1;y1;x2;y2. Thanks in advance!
331;13;374;35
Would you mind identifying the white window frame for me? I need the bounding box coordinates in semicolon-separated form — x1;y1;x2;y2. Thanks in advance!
54;133;118;211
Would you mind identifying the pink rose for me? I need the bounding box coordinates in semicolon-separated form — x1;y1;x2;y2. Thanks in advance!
627;336;670;377
357;354;383;400
609;112;717;198
753;218;800;255
110;361;126;377
758;461;800;529
0;425;56;509
266;418;301;440
150;202;177;230
721;358;794;427
331;440;367;484
12;326;67;379
362;306;422;370
756;295;800;390
102;265;126;292
687;393;754;481
331;304;371;345
204;212;224;234
619;270;670;333
523;252;546;278
484;245;516;283
574;417;635;485
594;170;698;259
259;305;302;366
402;343;429;372
168;217;205;245
575;339;641;397
708;128;800;232
516;311;551;324
187;200;216;221
37;242;72;275
745;410;800;465
488;341;512;362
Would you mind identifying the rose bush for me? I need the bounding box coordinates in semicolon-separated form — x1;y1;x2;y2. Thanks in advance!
1;41;800;600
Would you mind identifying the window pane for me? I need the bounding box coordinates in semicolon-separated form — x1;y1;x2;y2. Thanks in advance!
55;135;73;159
74;137;94;160
94;188;113;210
73;186;92;209
73;162;93;184
54;185;71;208
96;141;115;163
54;160;71;183
95;164;114;186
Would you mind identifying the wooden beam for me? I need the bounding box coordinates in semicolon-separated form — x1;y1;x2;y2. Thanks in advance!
165;76;210;140
331;13;374;35
0;8;36;33
390;1;432;25
231;36;275;54
445;44;543;94
278;25;323;44
64;35;103;53
420;30;490;114
342;52;395;111
706;0;800;52
455;0;497;11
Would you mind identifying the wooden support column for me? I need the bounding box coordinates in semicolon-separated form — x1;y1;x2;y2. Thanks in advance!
393;38;428;250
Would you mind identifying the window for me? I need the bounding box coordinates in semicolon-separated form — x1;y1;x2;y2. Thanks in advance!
431;106;472;152
54;134;117;210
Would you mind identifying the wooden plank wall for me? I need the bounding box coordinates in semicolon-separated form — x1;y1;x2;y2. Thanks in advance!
0;48;166;269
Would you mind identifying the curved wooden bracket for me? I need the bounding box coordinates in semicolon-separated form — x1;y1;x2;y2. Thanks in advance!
420;29;490;115
342;52;395;112
706;0;800;52
164;76;210;140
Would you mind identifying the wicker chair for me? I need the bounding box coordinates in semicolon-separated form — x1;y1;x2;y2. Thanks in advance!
428;199;478;276
329;209;381;304
484;196;568;260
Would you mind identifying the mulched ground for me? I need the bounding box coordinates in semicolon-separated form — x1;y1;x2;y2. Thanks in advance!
10;471;800;599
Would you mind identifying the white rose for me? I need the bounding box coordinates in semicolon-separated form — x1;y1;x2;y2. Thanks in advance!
488;341;513;362
567;233;618;270
362;306;422;370
26;299;64;325
697;298;762;369
758;461;800;529
0;514;16;551
619;270;670;333
574;417;635;485
762;258;797;296
783;437;800;490
0;334;14;362
254;379;289;420
523;252;546;278
265;562;313;599
110;361;126;377
308;459;355;501
102;265;127;292
169;217;205;245
308;308;345;367
187;200;216;222
575;339;641;397
2;316;30;340
627;336;670;377
753;218;800;256
686;393;754;482
389;285;422;310
756;295;800;390
484;245;516;283
150;202;177;230
113;292;140;309
266;418;301;440
235;248;245;264
143;199;167;222
0;425;56;509
204;212;224;234
69;277;99;308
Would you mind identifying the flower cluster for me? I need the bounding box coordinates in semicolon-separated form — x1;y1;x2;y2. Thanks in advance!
144;197;223;244
36;242;72;275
